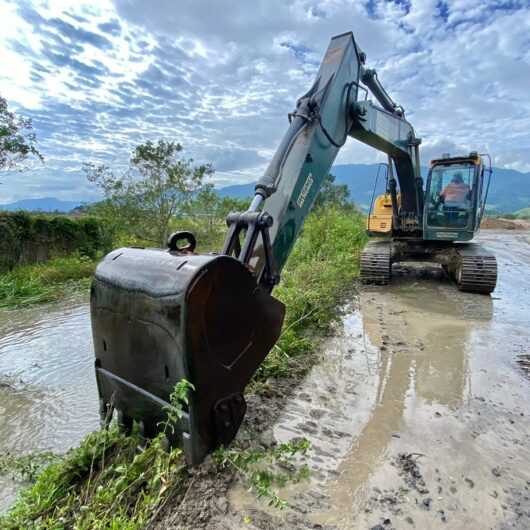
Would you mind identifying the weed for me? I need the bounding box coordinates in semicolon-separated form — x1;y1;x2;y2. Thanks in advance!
0;452;60;483
213;439;310;508
160;378;195;434
0;424;187;530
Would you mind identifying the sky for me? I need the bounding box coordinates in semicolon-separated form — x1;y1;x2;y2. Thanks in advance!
1;0;530;203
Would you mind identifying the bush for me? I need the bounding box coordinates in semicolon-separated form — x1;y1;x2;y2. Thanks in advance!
0;212;110;273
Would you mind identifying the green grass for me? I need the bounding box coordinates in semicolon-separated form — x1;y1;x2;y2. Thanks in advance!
0;427;187;530
0;380;195;530
254;206;367;383
0;206;367;528
0;254;97;309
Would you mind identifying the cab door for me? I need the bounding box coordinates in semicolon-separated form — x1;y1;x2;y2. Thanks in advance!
423;161;477;241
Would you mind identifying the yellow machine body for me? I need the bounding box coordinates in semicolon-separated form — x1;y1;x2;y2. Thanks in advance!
367;193;400;236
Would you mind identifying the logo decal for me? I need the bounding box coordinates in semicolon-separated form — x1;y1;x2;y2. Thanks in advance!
297;173;314;208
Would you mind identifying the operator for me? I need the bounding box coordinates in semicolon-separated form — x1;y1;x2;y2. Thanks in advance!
440;172;470;203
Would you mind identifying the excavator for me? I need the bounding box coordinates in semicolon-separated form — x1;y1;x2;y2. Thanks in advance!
90;31;497;466
362;151;495;291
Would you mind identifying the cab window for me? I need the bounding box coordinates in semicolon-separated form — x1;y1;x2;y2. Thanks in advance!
427;164;474;228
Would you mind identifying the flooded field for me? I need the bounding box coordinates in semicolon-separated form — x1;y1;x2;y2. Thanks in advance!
1;230;530;529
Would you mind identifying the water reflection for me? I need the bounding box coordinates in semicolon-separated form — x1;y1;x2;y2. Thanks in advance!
327;276;493;515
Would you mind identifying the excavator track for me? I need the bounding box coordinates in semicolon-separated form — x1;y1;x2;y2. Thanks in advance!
360;241;392;284
455;248;497;294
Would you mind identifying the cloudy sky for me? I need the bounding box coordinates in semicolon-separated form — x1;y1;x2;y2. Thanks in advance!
1;0;529;203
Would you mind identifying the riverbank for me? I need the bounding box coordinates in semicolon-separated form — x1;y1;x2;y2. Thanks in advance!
0;207;367;528
0;254;96;309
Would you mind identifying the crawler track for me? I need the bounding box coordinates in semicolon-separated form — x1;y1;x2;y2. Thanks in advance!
360;241;392;284
456;250;497;294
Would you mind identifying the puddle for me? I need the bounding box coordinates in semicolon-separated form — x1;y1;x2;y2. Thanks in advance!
223;231;530;529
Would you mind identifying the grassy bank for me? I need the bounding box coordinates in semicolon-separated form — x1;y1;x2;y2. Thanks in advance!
255;205;367;383
0;207;366;529
0;254;97;309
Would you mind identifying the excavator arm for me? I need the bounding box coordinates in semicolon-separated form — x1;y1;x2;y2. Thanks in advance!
90;31;422;465
238;32;422;289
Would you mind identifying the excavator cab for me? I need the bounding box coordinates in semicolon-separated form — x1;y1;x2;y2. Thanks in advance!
423;152;490;242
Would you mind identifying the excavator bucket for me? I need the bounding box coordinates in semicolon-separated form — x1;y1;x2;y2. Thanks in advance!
91;246;285;465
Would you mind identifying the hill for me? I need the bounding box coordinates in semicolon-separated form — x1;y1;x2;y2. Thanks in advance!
1;164;529;214
217;163;530;213
514;207;530;219
0;197;84;213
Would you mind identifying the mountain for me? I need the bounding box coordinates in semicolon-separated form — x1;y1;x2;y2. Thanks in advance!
217;163;530;213
217;183;255;200
2;164;528;214
0;197;85;213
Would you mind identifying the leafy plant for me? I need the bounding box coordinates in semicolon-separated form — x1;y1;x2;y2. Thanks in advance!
160;378;195;434
213;439;310;508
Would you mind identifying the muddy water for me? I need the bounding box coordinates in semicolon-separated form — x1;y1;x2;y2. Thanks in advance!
0;295;99;511
221;230;530;529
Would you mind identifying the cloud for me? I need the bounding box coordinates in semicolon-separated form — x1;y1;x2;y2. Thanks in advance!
0;0;529;204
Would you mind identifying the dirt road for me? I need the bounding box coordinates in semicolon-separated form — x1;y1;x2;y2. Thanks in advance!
208;230;530;530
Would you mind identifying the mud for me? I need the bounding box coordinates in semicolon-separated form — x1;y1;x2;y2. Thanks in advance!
156;229;530;529
481;218;530;230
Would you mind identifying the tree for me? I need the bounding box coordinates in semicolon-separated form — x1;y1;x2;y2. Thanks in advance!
188;183;220;235
0;94;43;170
85;140;213;246
313;173;351;210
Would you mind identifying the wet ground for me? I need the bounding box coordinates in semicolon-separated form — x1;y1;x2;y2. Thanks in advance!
208;230;530;529
1;230;530;529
